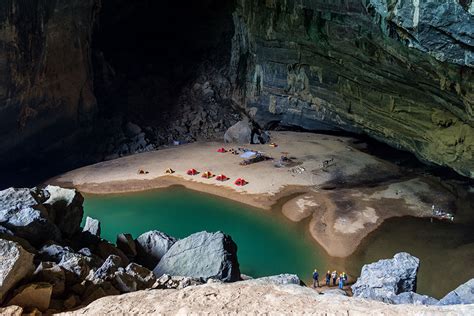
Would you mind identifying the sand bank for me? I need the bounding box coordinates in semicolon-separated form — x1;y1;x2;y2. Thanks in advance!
50;132;458;257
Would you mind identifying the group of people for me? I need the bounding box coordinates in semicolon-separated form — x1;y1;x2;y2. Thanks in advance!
312;269;348;289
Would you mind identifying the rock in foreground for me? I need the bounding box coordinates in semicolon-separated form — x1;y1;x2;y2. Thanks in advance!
0;240;34;302
59;282;474;315
438;278;474;305
352;252;420;303
135;231;176;270
153;231;240;282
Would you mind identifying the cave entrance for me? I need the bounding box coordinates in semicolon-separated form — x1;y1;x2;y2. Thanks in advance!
92;0;236;125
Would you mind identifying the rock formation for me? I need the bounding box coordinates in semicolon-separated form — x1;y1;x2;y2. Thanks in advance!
0;240;34;302
135;230;177;270
153;231;241;282
0;0;99;166
438;278;474;305
57;282;474;315
1;186;473;313
351;252;420;303
230;0;474;178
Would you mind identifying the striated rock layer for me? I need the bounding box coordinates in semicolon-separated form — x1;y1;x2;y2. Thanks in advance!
0;0;99;164
230;0;474;178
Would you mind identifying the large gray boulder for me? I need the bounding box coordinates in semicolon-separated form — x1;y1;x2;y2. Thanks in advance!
0;187;61;244
0;239;35;303
153;231;240;282
43;185;84;237
224;119;252;144
135;231;177;270
438;278;474;305
351;252;420;303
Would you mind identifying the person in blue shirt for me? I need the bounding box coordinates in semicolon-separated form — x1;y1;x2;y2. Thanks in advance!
338;273;345;289
325;271;331;286
312;269;319;288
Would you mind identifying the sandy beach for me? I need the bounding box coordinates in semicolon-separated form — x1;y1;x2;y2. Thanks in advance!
51;131;458;257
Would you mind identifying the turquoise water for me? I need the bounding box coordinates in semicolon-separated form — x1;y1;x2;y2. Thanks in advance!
83;186;325;281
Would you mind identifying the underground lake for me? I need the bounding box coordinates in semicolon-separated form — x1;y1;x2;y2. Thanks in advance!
83;186;474;298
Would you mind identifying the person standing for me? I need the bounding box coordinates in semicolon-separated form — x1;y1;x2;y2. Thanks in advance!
325;271;331;286
338;273;345;289
331;270;337;286
312;269;320;288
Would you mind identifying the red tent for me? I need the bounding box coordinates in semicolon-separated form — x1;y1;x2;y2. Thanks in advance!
234;178;247;186
187;168;198;175
217;148;227;153
216;174;228;181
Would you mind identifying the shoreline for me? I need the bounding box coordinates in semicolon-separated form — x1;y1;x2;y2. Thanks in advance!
49;131;461;259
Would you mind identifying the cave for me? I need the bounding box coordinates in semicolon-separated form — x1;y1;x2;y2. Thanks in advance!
92;0;236;122
0;1;474;313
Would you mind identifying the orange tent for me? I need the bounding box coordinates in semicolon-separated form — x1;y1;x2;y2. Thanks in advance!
234;178;247;186
187;168;198;175
217;148;226;153
216;174;228;181
202;171;213;179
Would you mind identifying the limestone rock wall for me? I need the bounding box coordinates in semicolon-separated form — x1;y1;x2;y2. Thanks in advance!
231;0;474;178
0;0;99;163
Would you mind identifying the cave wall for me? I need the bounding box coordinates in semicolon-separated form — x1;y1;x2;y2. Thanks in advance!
0;0;99;164
230;0;474;178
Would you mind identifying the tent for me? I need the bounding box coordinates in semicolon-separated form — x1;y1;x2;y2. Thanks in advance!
202;171;213;179
234;178;247;186
165;168;175;174
240;151;256;159
216;174;228;181
217;148;226;153
187;168;198;176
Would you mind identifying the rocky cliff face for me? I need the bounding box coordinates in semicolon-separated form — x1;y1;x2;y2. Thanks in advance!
0;0;99;164
230;0;474;177
0;0;473;179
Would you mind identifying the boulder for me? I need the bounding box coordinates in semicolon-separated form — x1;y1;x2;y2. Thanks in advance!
135;231;177;270
95;241;130;266
112;270;137;293
0;187;61;244
43;185;84;237
0;239;34;303
224;120;252;144
33;262;66;297
38;243;73;263
351;252;420;303
93;255;122;280
392;292;438;305
59;253;91;283
243;274;300;285
438;278;474;305
153;231;240;282
8;282;53;312
0;306;23;315
81;281;119;306
116;233;137;258
125;263;156;290
152;274;203;290
83;216;101;237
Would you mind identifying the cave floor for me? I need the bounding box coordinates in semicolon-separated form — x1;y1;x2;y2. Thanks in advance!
51;131;467;258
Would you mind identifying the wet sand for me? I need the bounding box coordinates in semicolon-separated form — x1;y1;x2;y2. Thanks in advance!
50;131;463;258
